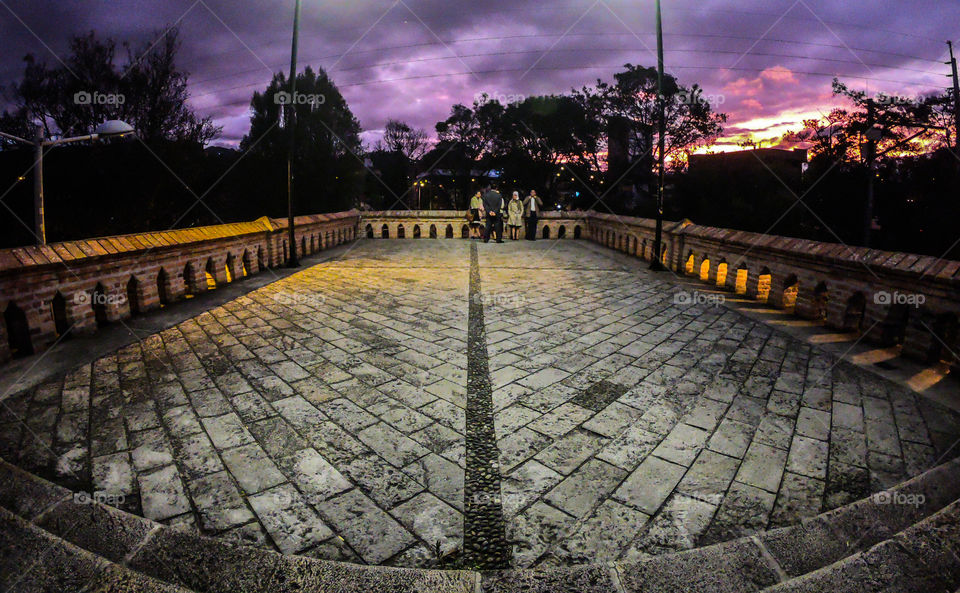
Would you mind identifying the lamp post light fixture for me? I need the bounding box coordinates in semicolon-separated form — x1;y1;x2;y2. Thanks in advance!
0;119;135;246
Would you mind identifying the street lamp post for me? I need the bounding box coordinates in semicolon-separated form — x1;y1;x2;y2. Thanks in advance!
286;0;302;267
650;0;667;271
0;120;135;245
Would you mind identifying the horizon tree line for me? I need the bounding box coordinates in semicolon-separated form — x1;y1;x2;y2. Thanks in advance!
0;28;957;258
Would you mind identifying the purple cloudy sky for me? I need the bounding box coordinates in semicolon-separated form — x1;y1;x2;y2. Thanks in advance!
1;0;957;151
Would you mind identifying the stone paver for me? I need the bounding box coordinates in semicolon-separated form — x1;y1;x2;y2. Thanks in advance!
1;240;958;570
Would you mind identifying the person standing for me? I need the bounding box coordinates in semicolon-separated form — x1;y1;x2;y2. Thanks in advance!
523;190;543;240
507;191;524;240
468;191;483;239
482;185;505;243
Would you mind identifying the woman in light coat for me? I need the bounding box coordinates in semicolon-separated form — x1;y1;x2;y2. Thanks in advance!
507;191;524;240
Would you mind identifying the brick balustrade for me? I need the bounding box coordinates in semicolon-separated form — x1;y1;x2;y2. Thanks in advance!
586;211;960;364
0;211;360;362
359;210;590;240
2;208;958;366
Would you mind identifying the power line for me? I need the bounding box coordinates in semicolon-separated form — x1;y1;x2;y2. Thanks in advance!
191;62;947;114
175;4;946;68
186;31;944;89
329;48;942;76
188;46;945;102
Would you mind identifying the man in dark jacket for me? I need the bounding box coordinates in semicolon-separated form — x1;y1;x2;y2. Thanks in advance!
482;185;505;243
523;190;543;240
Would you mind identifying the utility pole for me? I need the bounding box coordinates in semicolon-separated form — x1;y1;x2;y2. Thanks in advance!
286;0;301;267
863;98;878;248
34;129;45;245
650;0;667;271
948;41;960;150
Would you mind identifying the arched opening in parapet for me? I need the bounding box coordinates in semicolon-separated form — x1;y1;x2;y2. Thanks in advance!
413;225;421;238
126;276;141;316
51;292;70;338
881;304;910;345
756;267;772;302
843;292;866;332
157;269;170;306
282;240;289;262
685;252;695;275
397;224;405;238
640;239;647;259
445;224;453;238
182;262;196;297
429;224;437;239
381;224;389;238
257;247;265;270
715;261;728;287
205;259;218;290
782;274;799;310
300;236;307;257
365;224;374;239
92;283;108;326
3;302;32;358
558;225;566;239
699;257;711;282
734;267;748;294
225;253;236;283
461;224;469;239
812;282;828;320
542;225;550;239
928;313;959;364
241;250;252;277
574;225;581;239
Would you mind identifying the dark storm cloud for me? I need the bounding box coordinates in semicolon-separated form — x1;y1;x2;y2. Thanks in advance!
2;0;957;148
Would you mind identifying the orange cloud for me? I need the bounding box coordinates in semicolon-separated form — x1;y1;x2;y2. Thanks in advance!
741;98;763;110
760;66;798;84
722;77;763;96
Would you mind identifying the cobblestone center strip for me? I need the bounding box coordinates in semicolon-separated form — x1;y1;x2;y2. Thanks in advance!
464;242;511;569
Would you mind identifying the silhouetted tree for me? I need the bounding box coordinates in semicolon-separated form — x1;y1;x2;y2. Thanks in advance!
1;28;218;143
590;64;726;211
242;66;363;212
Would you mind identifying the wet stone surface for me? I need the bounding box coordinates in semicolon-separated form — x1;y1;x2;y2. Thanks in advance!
1;239;959;569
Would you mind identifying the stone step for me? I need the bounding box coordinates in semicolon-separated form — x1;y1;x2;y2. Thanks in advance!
1;453;958;593
759;499;960;593
0;507;190;593
0;457;475;593
481;455;960;593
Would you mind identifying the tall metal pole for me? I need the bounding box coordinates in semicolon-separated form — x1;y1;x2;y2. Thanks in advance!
650;0;666;271
34;130;46;246
948;41;960;150
863;98;876;248
286;0;301;267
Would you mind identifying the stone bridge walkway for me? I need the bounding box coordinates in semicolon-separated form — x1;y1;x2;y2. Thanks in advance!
1;240;958;570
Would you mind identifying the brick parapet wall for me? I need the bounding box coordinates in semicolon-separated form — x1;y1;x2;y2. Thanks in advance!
360;210;590;240
585;211;960;364
0;211;359;362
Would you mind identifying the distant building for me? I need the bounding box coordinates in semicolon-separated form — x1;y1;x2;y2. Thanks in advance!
688;148;808;191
